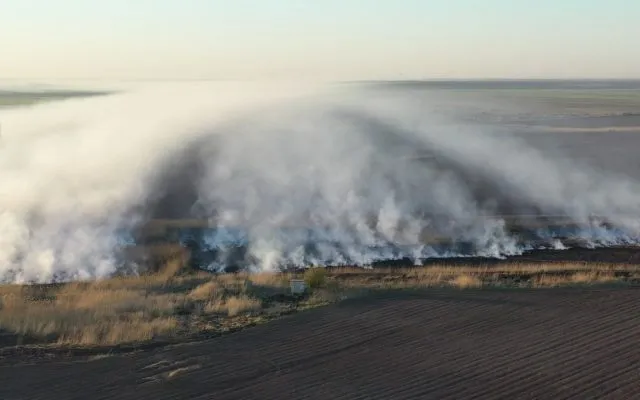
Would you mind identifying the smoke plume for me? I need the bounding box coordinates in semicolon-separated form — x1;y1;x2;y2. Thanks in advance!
1;82;639;282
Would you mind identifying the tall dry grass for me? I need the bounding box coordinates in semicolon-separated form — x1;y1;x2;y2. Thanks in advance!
449;274;483;288
0;281;185;345
533;271;617;287
0;261;636;347
204;295;263;317
0;255;264;346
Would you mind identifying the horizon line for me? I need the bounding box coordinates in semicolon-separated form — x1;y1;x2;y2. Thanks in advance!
2;77;640;83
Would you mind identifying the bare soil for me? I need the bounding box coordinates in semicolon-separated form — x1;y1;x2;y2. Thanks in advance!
1;286;638;399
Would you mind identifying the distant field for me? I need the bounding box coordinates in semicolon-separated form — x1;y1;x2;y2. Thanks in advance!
492;89;640;115
448;89;640;116
0;90;110;108
373;80;640;117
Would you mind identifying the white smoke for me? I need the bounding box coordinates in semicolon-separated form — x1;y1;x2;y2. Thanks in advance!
1;82;639;282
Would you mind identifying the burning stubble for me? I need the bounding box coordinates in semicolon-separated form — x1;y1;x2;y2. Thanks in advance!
1;82;640;282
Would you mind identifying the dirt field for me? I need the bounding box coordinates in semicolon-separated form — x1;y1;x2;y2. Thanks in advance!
1;286;638;399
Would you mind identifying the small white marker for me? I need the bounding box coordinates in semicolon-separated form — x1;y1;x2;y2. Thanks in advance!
290;279;307;295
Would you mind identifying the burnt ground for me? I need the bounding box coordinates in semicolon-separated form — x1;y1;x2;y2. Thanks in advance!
372;245;640;268
1;286;639;400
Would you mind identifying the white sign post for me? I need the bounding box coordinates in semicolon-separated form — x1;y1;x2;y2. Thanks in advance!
290;279;307;295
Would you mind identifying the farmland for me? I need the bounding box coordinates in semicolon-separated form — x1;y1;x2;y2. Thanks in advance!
1;268;638;399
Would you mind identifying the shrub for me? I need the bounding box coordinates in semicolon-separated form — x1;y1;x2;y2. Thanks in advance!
304;268;327;289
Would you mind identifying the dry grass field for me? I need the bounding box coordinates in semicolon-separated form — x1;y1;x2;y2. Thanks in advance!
2;255;639;349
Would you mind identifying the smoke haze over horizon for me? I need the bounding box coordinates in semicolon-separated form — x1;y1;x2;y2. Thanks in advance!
2;82;640;283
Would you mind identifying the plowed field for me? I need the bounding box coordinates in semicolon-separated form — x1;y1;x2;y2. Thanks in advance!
1;286;639;399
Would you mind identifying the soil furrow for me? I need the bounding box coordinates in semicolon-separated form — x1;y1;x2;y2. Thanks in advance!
2;287;640;400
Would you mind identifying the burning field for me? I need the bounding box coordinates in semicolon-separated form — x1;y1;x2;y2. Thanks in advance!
1;81;640;398
3;81;640;281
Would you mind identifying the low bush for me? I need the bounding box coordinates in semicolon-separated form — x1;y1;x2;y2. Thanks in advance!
304;268;327;289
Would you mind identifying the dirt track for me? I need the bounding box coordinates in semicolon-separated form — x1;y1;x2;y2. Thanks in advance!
1;286;639;399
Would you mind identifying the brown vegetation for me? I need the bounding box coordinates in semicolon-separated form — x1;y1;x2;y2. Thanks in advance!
0;261;638;348
450;274;483;288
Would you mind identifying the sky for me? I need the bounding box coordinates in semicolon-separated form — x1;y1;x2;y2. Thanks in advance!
1;0;640;81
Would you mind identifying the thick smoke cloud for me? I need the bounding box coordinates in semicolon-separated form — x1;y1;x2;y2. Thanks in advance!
1;82;639;282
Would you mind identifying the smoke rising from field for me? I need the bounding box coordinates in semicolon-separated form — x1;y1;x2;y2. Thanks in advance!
1;82;640;282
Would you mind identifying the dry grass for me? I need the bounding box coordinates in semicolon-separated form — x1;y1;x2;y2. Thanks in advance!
0;261;637;348
204;295;262;317
248;272;291;287
0;281;185;345
450;274;483;288
533;271;617;287
328;262;625;277
0;261;287;347
188;281;220;301
304;268;328;289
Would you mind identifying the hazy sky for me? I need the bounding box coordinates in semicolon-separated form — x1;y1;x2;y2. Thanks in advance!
2;0;640;81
